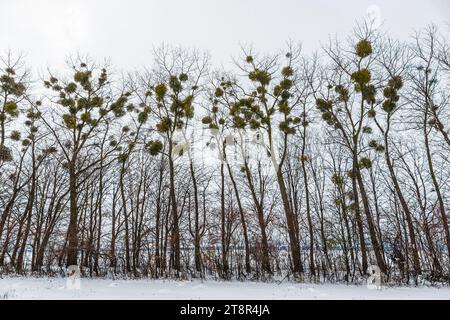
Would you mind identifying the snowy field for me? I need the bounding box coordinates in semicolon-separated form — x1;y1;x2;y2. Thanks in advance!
0;277;449;300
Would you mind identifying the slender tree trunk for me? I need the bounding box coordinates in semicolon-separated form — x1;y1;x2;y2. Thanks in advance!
267;127;303;277
154;156;165;277
220;159;229;278
94;157;104;276
275;170;303;276
382;126;421;275
242;161;272;275
66;162;79;267
118;160;132;274
224;156;251;274
423;112;450;261
301;136;315;278
350;168;368;274
168;140;180;275
189;160;203;274
354;161;387;273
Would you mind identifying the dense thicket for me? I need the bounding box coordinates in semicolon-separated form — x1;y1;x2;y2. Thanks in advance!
1;23;449;284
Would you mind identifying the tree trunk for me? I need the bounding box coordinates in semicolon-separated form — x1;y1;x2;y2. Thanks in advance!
66;163;79;267
354;161;387;273
382;128;421;275
168;140;180;275
423;112;450;261
301;138;315;278
224;157;251;275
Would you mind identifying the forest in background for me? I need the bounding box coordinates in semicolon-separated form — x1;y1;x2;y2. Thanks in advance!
0;21;449;285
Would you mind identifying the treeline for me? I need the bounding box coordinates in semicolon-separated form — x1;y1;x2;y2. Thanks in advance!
0;22;449;284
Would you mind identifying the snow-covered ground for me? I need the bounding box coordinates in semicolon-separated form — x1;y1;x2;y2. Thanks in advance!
0;277;449;300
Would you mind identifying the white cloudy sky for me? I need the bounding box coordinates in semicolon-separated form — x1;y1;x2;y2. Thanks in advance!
1;0;449;71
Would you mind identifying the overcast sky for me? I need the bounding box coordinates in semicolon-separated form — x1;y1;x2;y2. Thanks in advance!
1;0;449;71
